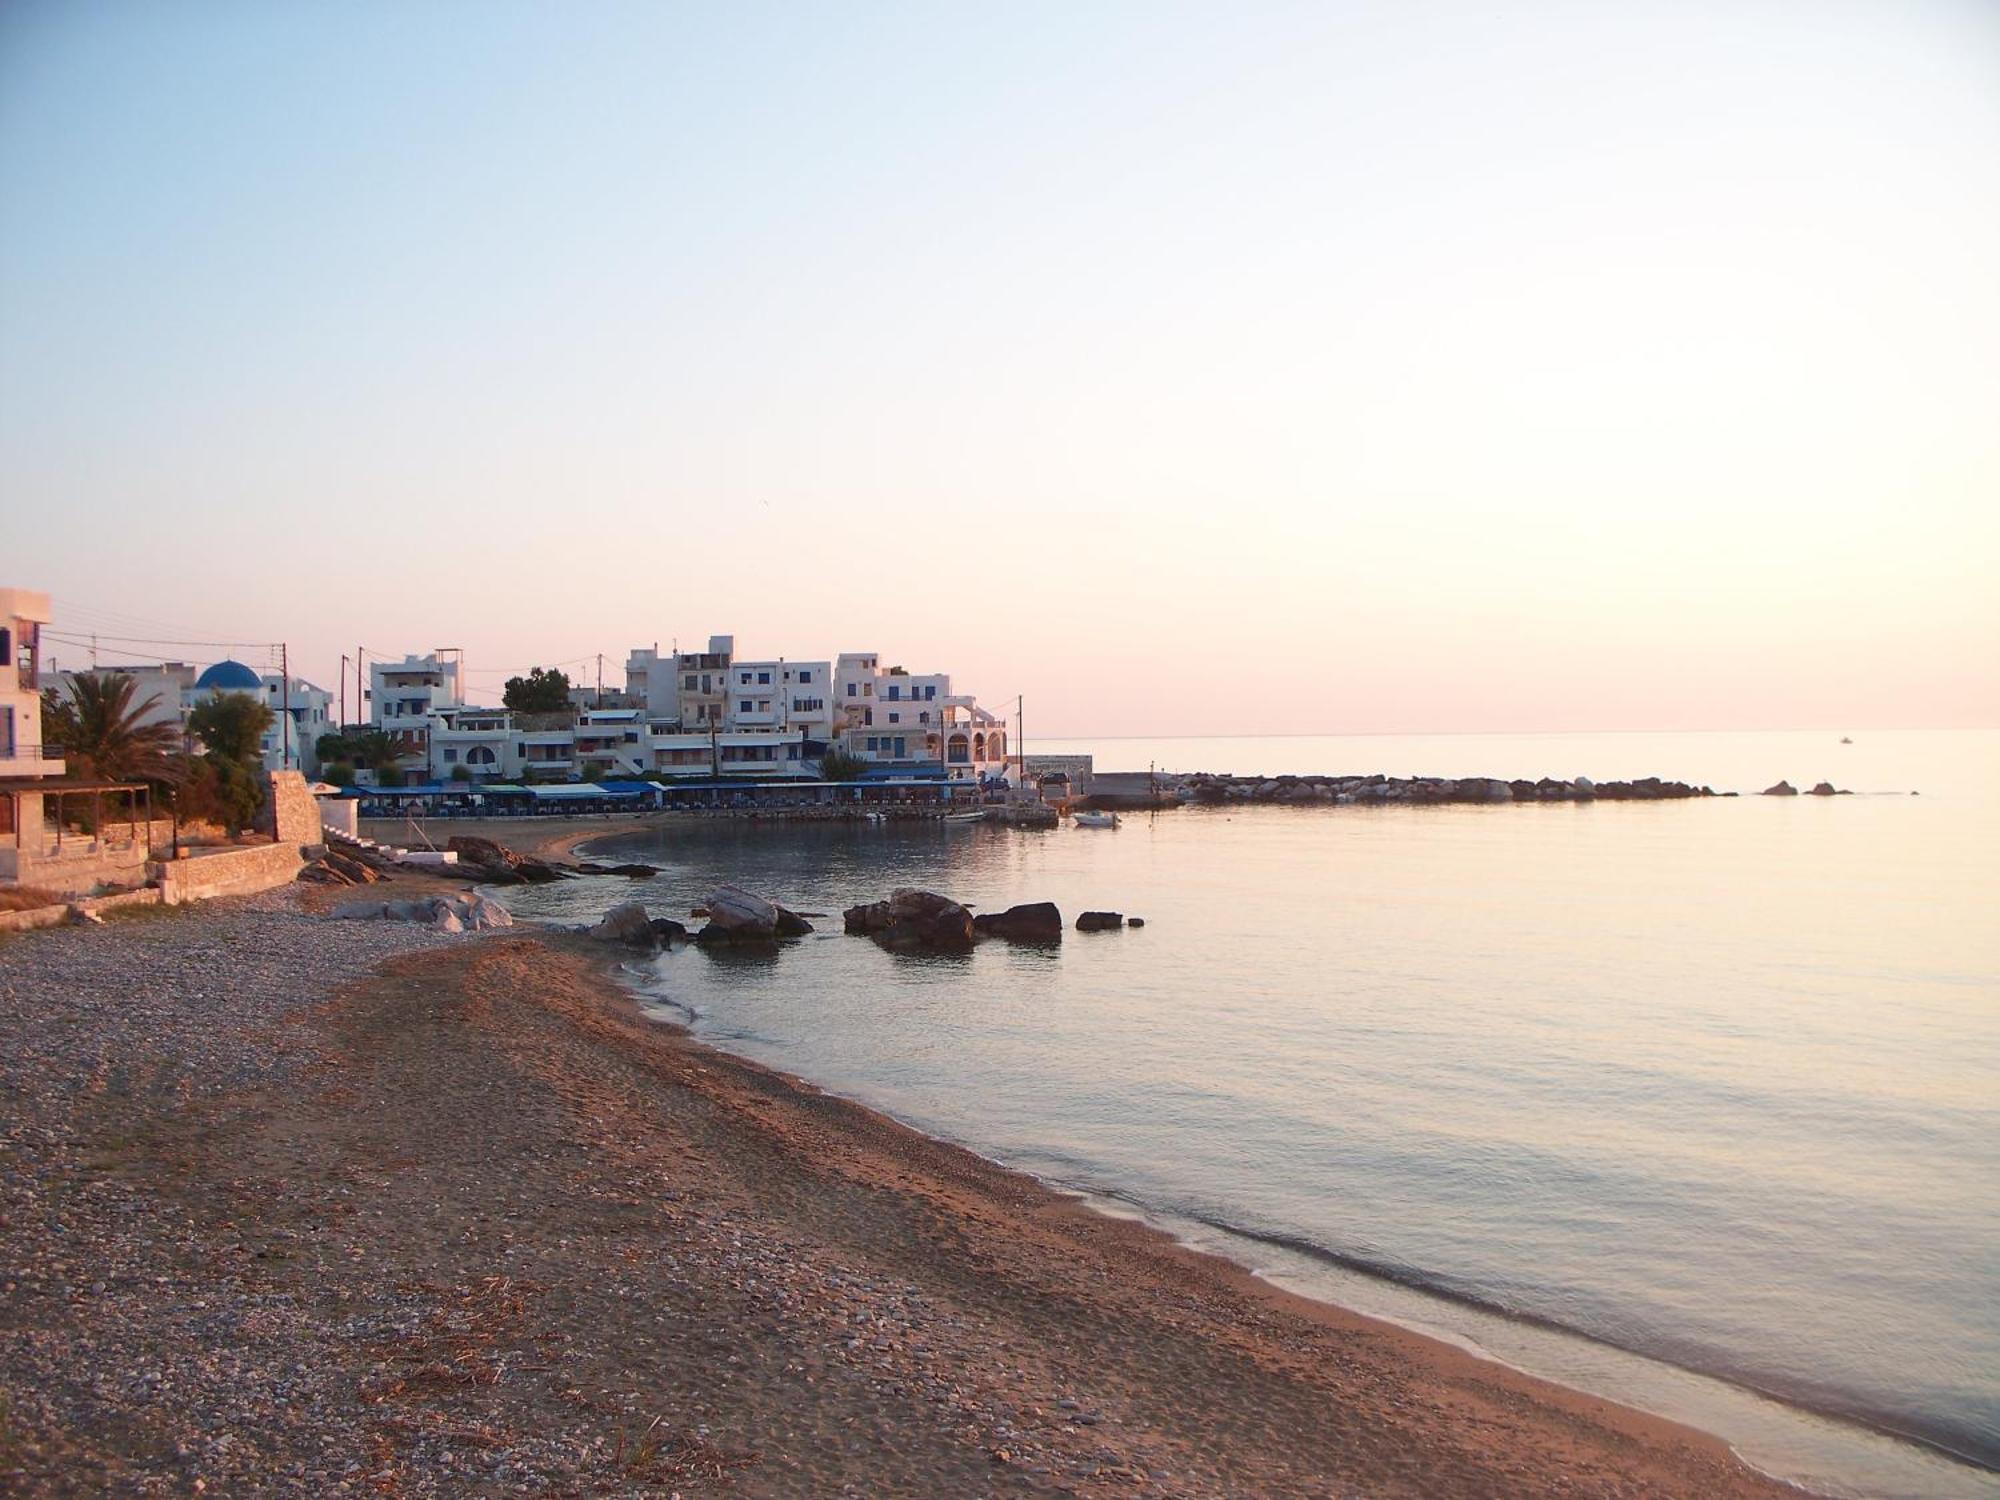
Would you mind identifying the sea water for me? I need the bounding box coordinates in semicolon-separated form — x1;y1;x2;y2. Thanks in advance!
498;729;2000;1498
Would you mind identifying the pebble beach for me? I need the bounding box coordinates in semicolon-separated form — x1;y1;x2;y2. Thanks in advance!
0;876;1807;1497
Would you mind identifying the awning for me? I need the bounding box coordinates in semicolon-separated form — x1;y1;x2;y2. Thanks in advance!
523;784;642;801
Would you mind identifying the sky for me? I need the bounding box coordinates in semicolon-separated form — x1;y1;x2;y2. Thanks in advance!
3;0;1996;735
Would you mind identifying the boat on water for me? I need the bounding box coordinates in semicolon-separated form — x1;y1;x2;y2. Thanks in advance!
942;810;986;825
1073;810;1119;828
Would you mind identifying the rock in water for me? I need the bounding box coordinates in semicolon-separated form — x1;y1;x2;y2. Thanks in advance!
1076;911;1125;932
773;906;815;937
971;902;1064;944
1807;782;1840;796
845;888;975;952
589;902;657;945
704;884;779;937
1762;781;1799;796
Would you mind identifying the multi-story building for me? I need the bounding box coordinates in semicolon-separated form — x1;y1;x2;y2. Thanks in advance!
369;653;463;761
674;635;733;728
623;645;680;718
832;653;1010;778
427;706;514;781
723;659;833;738
0;589;64;782
47;662;195;743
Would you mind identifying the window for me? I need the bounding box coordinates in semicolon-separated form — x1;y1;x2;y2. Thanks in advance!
888;712;900;724
886;684;900;700
738;672;751;685
740;700;753;713
863;708;873;726
757;671;771;685
798;670;812;684
443;748;458;763
894;737;906;757
847;684;857;697
919;711;930;724
786;744;800;759
863;682;873;696
866;736;879;751
925;685;936;700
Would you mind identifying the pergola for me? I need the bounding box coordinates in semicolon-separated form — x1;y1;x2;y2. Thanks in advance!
0;778;155;855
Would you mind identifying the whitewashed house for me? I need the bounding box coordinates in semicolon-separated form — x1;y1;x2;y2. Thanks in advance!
370;653;463;762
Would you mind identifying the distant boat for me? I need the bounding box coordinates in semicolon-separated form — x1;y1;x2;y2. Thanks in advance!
943;809;985;825
1073;810;1119;828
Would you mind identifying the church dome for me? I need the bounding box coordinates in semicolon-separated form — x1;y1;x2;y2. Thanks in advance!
195;658;262;691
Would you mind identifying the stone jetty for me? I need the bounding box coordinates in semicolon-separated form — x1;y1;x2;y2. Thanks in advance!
1180;773;1716;806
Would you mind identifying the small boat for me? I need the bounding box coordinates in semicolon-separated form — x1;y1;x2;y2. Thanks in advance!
1073;810;1119;828
942;810;985;825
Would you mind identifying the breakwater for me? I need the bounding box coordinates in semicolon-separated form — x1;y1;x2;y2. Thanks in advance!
1177;772;1716;806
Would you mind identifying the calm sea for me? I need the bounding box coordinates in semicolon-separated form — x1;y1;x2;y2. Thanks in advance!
498;729;2000;1499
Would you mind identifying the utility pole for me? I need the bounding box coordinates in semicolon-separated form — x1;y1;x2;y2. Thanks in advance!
596;653;604;709
357;645;365;731
339;654;347;734
281;643;292;770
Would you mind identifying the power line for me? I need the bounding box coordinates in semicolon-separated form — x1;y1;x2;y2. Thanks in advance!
42;628;281;653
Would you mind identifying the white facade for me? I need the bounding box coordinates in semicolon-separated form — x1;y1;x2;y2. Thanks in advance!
369;654;462;759
47;663;194;743
723;659;833;736
0;589;64;780
251;674;333;774
624;646;680;718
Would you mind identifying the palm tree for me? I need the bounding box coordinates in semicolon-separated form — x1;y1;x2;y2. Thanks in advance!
59;673;183;785
348;728;406;786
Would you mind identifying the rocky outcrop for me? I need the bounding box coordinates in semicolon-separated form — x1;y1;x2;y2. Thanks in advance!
1075;911;1124;933
576;861;663;878
971;902;1063;944
1762;781;1798;797
844;888;975;954
1806;782;1848;797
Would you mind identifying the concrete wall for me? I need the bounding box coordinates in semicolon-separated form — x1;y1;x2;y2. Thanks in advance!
317;797;359;837
153;841;303;905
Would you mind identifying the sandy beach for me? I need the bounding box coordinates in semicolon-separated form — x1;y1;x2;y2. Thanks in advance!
0;869;1806;1497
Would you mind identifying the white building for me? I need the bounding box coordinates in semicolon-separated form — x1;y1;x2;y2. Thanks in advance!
370;653;463;761
623;646;681;718
0;589;64;782
251;672;333;774
723;659;833;737
424;705;514;781
833;653;1010;778
46;662;194;743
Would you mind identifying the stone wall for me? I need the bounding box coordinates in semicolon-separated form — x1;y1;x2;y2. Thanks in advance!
260;770;322;848
152;842;304;905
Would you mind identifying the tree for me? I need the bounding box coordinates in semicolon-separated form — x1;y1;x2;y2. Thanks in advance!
348;729;405;784
187;691;275;835
503;667;572;712
819;749;868;782
53;673;182;784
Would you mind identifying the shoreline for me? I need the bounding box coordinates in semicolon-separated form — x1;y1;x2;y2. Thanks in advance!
0;882;1811;1495
549;931;1805;1496
538;817;1992;1495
